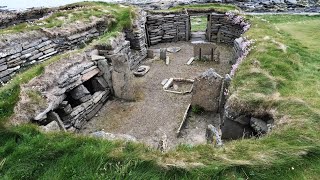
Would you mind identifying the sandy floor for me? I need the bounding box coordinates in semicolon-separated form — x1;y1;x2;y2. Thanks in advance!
81;41;233;149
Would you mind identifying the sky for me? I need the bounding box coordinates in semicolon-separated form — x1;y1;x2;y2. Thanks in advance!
0;0;120;10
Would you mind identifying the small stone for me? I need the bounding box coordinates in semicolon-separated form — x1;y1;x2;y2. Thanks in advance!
161;79;168;86
173;84;179;90
167;47;181;53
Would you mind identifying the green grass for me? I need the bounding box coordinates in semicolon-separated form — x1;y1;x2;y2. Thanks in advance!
191;16;207;32
0;2;134;35
1;6;320;179
153;3;239;13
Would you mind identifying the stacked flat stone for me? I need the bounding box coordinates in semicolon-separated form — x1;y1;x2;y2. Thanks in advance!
99;32;145;70
0;17;109;84
146;13;188;45
209;13;245;45
33;54;112;130
0;31;58;83
124;9;148;69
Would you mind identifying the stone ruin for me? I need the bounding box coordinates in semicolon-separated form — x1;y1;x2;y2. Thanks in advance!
5;4;274;148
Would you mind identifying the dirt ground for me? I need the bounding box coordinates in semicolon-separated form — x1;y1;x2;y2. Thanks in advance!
81;41;233;149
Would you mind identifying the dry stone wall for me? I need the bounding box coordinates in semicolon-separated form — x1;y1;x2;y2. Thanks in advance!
0;17;110;84
124;9;148;68
146;12;189;45
208;13;247;45
146;11;249;46
13;52;112;131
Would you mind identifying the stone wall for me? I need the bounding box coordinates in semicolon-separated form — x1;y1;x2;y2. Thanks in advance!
0;17;110;84
146;11;249;46
97;32;146;70
208;13;247;45
13;52;112;131
146;12;189;45
124;9;148;68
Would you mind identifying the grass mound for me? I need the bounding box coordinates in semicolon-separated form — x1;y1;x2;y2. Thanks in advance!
0;3;320;178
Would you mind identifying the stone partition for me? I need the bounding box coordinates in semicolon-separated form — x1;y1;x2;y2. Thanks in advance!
0;17;111;84
146;12;189;45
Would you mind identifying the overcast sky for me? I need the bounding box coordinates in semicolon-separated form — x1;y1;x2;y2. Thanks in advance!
1;0;120;10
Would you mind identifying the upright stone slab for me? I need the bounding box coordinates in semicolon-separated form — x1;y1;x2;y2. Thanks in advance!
111;54;135;100
191;68;223;112
160;48;167;61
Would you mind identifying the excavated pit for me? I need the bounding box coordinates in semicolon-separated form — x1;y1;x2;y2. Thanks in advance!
80;42;233;148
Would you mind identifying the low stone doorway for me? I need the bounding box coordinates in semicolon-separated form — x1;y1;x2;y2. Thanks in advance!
190;15;208;42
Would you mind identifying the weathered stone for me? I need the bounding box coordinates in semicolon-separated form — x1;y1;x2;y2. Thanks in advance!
133;65;150;77
111;54;135;100
29;52;44;61
91;55;105;61
36;40;52;49
160;48;166;60
81;68;99;82
250;117;268;134
233;115;251;125
85;103;103;120
91;131;137;142
0;65;7;72
206;124;223;147
167;47;181;53
91;76;109;91
191;68;223;112
97;59;113;92
147;49;154;58
79;94;92;103
23;39;42;49
43;48;55;54
161;79;168;86
21;47;36;55
38;51;58;60
70;85;90;100
40;121;60;132
47;112;66;132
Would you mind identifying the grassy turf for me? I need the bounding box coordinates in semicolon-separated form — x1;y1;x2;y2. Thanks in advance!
0;5;320;179
0;2;133;35
190;16;207;32
152;3;239;13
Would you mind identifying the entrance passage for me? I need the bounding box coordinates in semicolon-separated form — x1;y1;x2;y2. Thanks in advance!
190;15;208;42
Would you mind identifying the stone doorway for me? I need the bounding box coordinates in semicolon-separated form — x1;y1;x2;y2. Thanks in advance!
190;15;208;42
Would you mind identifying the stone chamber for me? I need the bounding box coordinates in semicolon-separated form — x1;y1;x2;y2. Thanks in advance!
7;7;274;150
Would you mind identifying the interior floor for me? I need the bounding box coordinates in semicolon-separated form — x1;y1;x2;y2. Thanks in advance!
80;41;233;149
